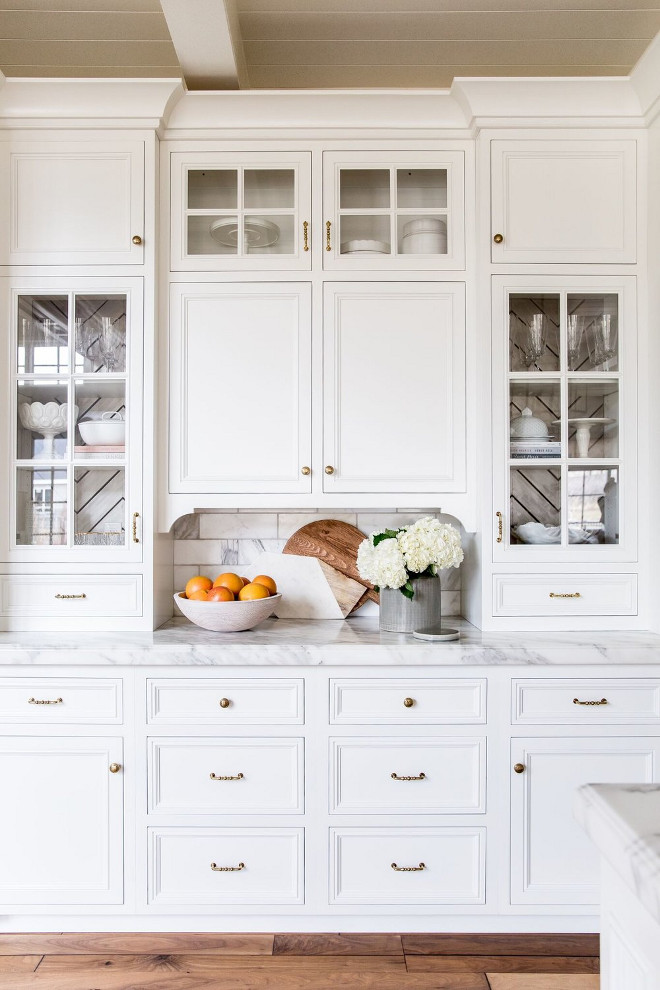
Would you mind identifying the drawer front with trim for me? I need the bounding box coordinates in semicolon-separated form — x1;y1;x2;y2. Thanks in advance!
147;678;304;725
330;679;486;724
513;679;660;725
493;574;637;617
148;827;304;905
330;738;486;814
330;828;485;905
0;677;122;724
148;738;304;815
0;574;142;617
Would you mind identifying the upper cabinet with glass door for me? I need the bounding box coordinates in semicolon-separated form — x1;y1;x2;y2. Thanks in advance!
322;151;465;270
493;276;636;561
6;281;143;562
169;152;312;271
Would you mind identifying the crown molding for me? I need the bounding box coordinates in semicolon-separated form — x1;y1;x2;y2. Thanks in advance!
630;31;660;125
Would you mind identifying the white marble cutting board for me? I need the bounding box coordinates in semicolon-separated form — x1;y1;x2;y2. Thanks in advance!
246;552;355;619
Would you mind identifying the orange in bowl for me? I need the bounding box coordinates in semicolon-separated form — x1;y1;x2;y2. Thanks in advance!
188;588;210;601
252;574;277;595
207;585;235;602
213;572;244;596
185;575;213;598
238;582;271;601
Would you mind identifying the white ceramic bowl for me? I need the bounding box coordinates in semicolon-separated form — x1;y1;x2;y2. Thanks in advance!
173;591;281;632
19;401;73;435
340;239;390;255
78;419;126;445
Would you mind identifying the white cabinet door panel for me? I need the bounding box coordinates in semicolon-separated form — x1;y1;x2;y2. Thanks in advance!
0;736;123;906
491;140;636;263
323;282;465;493
511;737;659;905
169;283;311;494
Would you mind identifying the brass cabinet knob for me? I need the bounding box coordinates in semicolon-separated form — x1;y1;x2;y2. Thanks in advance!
325;465;335;475
219;698;231;709
301;466;311;476
403;697;415;708
493;233;504;244
513;763;526;774
109;763;121;774
132;235;143;245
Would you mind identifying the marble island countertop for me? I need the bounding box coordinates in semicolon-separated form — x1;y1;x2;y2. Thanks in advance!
1;616;660;665
576;783;660;926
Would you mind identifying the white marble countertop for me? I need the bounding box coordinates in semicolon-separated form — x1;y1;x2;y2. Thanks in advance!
576;783;660;925
1;616;660;665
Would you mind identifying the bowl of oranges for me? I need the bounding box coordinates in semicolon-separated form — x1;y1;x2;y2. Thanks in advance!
174;572;280;632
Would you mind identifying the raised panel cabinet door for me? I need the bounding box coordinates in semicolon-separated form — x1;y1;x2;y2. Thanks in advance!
323;282;465;493
0;141;145;265
491;140;637;263
169;283;312;494
510;737;659;906
0;736;123;906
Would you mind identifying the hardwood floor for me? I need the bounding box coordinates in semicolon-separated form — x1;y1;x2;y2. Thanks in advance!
0;933;599;989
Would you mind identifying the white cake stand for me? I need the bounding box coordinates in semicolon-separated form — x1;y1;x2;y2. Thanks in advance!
554;418;615;458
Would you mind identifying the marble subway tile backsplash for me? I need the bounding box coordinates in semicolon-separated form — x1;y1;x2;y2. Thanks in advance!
173;509;462;615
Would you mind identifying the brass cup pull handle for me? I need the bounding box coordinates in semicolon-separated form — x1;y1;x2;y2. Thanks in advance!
549;592;581;599
391;772;426;781
403;697;415;708
301;465;311;476
496;511;503;544
210;772;244;781
211;862;245;872
326;220;332;251
132;512;140;544
219;698;231;709
132;234;142;245
55;593;86;600
303;220;309;252
493;233;504;244
513;763;526;773
574;697;608;706
109;763;121;773
28;697;63;705
391;862;425;872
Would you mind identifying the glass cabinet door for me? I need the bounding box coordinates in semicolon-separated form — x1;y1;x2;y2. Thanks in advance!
495;279;633;557
323;151;465;270
10;285;141;557
170;152;312;271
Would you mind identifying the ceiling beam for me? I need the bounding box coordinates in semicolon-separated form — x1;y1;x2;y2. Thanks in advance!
160;0;248;90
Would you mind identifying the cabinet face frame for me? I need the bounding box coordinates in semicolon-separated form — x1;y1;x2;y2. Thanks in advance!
0;140;145;266
169;151;312;272
0;277;144;564
491;274;637;564
490;139;637;264
322;150;465;271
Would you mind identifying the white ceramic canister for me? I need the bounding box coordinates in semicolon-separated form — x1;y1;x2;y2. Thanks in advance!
401;217;447;254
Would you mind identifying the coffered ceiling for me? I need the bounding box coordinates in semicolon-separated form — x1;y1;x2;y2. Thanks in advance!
1;0;660;89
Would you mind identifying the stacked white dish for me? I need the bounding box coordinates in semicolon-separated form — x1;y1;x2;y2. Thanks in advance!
401;217;447;254
340;239;390;255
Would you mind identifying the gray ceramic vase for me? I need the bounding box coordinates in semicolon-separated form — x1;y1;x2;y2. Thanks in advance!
378;575;442;633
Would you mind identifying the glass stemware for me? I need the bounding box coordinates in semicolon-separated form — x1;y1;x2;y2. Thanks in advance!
567;314;586;371
587;314;618;371
98;316;122;373
517;312;548;368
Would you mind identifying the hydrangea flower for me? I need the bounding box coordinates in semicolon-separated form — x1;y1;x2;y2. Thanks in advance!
357;516;463;598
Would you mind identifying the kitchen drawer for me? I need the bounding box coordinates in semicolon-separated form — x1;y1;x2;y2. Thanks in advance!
493;573;637;617
330;678;486;724
147;678;304;725
148;827;304;905
0;677;122;723
148;738;304;815
330;738;485;814
513;679;660;725
330;827;485;905
0;574;142;617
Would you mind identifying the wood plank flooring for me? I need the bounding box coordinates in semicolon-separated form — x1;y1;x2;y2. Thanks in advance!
0;932;600;990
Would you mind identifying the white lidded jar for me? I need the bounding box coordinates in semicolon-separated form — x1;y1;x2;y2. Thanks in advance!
509;407;550;439
401;217;447;254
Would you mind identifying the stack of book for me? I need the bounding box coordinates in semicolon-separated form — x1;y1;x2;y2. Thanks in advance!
510;440;561;459
74;444;125;460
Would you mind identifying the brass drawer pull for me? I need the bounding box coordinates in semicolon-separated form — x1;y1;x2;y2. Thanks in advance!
132;234;143;245
326;220;332;251
210;772;244;781
303;220;309;251
28;697;63;705
391;772;426;781
513;763;526;773
493;233;504;244
403;697;415;708
301;465;311;476
219;698;231;709
132;512;140;544
109;762;121;774
549;592;581;599
574;697;608;706
55;593;86;600
211;861;245;872
496;511;503;543
391;862;425;872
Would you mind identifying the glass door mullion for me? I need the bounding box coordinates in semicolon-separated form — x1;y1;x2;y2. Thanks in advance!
559;292;568;547
390;168;396;257
237;166;245;257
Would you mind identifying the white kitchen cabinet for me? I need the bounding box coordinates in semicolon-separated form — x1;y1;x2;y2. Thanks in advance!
490;139;637;264
323;282;466;493
510;737;659;906
168;282;312;494
322;150;465;270
0;735;123;906
169;151;312;271
0;139;145;266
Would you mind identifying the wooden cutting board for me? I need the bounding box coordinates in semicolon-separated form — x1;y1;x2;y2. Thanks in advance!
283;519;379;613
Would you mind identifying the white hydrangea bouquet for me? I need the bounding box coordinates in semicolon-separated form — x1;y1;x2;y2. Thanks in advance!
357;516;464;600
